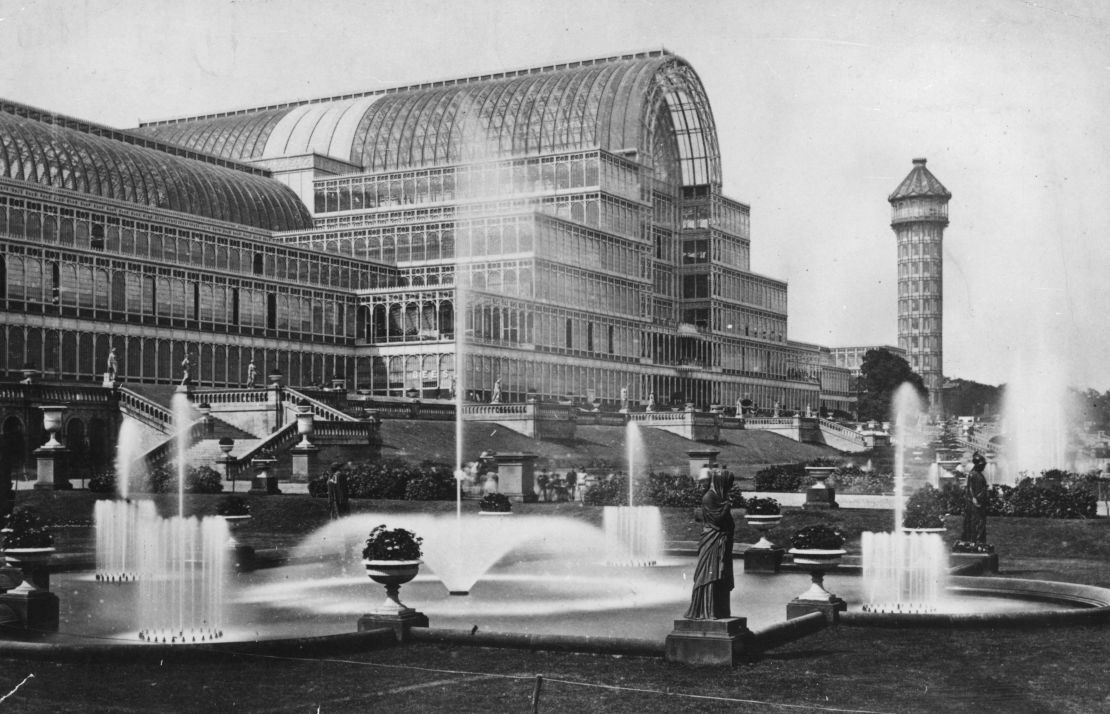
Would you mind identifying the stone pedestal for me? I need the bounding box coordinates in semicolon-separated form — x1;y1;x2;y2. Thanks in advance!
492;452;537;503
686;448;721;479
249;458;281;495
0;591;59;632
743;547;785;574
290;445;319;483
665;617;754;666
33;447;68;490
803;467;838;509
358;610;429;643
786;597;846;623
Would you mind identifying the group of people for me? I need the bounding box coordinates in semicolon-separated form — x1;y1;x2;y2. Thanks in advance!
535;468;578;502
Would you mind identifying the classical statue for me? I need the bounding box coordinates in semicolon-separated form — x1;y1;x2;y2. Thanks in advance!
180;355;192;386
246;359;257;387
961;451;989;543
106;347;118;380
646;392;656;411
684;469;735;619
491;378;502;404
620;385;629;411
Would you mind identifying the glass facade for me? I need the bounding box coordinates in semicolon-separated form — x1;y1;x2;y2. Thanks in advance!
0;50;829;413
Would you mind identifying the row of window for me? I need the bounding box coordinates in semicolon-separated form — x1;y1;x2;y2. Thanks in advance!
0;197;382;290
897;279;941;296
897;240;942;259
1;255;352;338
0;325;350;389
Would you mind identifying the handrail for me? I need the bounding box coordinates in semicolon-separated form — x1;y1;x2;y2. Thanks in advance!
134;419;207;472
190;388;271;405
117;387;174;434
284;387;358;422
818;418;868;446
227;422;299;479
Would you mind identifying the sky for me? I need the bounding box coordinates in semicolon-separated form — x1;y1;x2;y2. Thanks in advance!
2;0;1109;390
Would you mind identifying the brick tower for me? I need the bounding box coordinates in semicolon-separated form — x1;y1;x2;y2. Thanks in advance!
888;158;951;416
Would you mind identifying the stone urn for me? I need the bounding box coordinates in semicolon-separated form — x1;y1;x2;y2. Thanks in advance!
39;406;67;449
788;548;846;601
745;513;782;549
363;560;422;614
295;405;315;448
2;547;56;594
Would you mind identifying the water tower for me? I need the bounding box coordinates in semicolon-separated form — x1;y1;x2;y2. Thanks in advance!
888;158;951;416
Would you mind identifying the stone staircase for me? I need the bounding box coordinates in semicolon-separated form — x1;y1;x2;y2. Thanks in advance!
184;415;261;471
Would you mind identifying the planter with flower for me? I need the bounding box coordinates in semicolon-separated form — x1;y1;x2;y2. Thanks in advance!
478;492;513;515
788;524;847;608
1;507;58;609
362;525;423;607
744;497;782;549
358;525;429;638
902;484;947;533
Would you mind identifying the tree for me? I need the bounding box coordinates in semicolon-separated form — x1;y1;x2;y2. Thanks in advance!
857;349;927;421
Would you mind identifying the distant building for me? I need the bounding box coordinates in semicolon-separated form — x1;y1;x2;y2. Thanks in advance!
827;345;907;377
888;158;951;415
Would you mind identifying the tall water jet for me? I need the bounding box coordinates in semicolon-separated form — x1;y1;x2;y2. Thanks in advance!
114;417;145;499
1001;348;1072;481
94;499;157;581
603;421;662;566
171;392;193;518
137;515;229;642
861;382;948;613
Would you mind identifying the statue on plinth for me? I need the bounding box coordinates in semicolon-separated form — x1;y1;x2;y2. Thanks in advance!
960;451;989;543
646;392;656;412
180;355;192;387
491;378;502;404
106;347;118;381
246;359;257;388
684;470;735;619
619;385;629;411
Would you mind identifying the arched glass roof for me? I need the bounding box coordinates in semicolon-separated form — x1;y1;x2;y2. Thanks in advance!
0;106;313;231
137;51;722;186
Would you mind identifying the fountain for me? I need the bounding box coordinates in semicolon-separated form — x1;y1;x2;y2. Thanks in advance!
1000;349;1073;482
603;421;663;566
91;390;231;641
860;383;950;614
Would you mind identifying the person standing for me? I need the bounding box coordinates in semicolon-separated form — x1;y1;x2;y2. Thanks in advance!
327;464;350;519
684;469;735;619
536;469;550;502
961;451;989;543
565;467;578;501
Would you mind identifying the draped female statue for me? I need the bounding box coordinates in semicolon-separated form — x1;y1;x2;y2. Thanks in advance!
684;470;735;619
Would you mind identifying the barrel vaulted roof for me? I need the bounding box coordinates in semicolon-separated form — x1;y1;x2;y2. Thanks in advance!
0;100;314;231
135;50;722;186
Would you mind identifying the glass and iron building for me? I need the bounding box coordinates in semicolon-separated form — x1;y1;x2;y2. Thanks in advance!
0;50;830;414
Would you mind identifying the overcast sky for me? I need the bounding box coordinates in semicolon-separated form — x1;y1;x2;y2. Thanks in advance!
3;0;1108;390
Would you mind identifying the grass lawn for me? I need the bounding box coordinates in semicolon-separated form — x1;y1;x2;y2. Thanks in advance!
3;491;1109;712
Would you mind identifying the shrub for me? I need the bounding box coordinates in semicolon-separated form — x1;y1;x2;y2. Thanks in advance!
3;506;54;549
186;466;224;494
754;464;806;492
215;495;250;517
640;471;702;507
144;466;175;494
404;466;455;501
307;474;329;498
744;497;780;515
583;474;628;506
479;492;512;513
345;460;411;499
362;525;422;561
87;470;117;494
790;524;845;551
903;484;948;529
